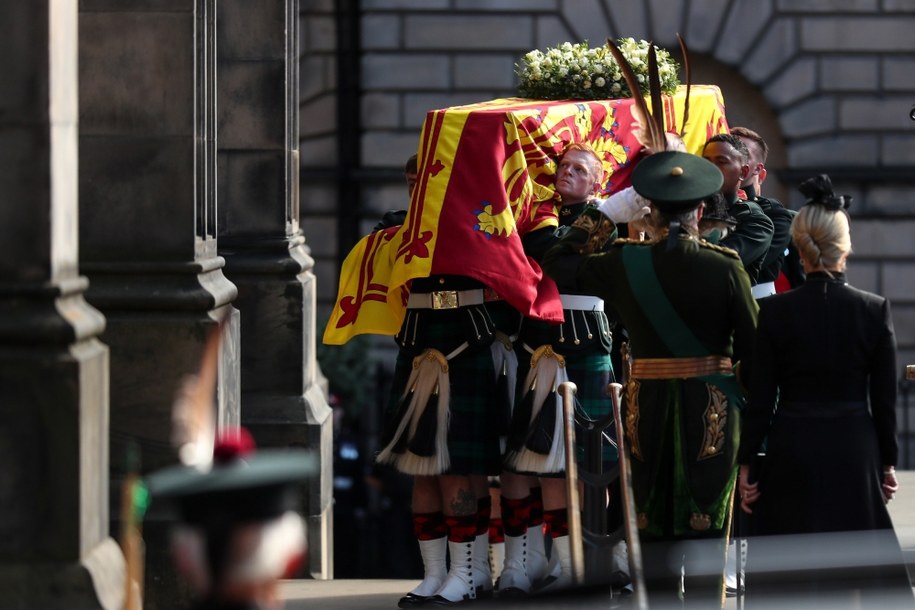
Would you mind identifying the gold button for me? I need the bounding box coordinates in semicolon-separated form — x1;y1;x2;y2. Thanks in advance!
671;166;684;176
706;446;716;455
709;413;718;421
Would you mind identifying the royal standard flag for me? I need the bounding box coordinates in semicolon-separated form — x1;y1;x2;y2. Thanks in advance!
324;85;728;345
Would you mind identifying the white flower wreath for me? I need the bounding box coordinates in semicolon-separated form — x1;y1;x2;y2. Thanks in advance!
516;38;680;100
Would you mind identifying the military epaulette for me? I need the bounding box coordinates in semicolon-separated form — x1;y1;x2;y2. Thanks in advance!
698;240;741;260
570;207;615;254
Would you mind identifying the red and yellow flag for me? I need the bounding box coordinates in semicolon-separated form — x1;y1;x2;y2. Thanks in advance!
323;85;728;345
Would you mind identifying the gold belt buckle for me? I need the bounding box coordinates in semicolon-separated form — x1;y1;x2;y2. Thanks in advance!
431;290;459;309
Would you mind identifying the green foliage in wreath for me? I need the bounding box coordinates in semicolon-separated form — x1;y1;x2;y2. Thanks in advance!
516;38;680;101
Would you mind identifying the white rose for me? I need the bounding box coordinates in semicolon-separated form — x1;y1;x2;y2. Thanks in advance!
595;76;606;88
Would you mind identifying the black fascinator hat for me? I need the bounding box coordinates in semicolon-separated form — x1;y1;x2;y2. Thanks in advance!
798;174;852;211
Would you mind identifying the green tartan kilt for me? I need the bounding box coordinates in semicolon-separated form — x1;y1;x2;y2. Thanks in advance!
566;352;618;466
384;343;502;476
506;346;616;476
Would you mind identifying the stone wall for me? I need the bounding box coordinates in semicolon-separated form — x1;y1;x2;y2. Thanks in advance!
301;0;915;460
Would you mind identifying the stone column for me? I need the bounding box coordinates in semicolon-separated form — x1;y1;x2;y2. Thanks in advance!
78;1;239;608
217;0;332;579
0;1;125;609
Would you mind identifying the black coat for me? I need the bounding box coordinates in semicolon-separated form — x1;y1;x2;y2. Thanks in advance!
738;271;912;607
739;272;898;534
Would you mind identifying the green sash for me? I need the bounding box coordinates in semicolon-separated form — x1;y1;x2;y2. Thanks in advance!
621;244;744;408
622;243;742;537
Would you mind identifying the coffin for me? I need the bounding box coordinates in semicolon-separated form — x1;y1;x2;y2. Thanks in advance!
324;85;728;345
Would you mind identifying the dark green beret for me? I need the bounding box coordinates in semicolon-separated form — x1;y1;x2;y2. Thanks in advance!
631;151;723;214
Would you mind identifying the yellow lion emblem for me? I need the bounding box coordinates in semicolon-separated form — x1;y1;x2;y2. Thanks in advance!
474;202;515;239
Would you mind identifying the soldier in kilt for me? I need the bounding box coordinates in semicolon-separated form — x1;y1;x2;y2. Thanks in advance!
377;273;506;608
374;157;504;608
499;143;620;595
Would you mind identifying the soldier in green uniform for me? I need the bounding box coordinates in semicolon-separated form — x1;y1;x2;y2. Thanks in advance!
542;151;758;607
730;126;805;293
500;142;627;595
702;134;774;292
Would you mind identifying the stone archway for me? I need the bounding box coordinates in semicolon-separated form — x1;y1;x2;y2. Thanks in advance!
687;53;789;203
556;1;819;205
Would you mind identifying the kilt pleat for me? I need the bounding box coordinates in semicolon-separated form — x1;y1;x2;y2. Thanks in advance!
383;344;501;476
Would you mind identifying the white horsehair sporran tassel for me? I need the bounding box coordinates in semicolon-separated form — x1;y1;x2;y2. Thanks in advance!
505;345;568;473
376;348;451;475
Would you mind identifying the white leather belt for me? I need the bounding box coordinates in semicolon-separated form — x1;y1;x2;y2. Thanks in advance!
560;294;604;311
407;289;484;310
751;281;776;300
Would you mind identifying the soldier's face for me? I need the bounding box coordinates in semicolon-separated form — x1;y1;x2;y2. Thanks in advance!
737;137;765;187
702;141;749;195
556;150;600;203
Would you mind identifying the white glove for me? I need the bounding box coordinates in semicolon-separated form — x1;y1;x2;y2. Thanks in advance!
595;187;651;224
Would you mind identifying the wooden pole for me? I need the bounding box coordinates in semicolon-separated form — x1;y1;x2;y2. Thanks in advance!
609;382;648;609
559;381;585;586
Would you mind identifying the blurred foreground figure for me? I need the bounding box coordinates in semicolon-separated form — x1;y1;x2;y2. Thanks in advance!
738;174;913;608
146;428;316;610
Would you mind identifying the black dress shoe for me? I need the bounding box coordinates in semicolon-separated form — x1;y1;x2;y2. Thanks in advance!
496;586;529;599
398;592;433;607
428;594;471;606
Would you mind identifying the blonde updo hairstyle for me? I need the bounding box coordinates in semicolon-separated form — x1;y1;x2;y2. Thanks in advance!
790;174;852;274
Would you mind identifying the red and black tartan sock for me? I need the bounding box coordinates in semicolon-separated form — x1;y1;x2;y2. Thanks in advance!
445;513;479;543
413;511;448;541
529;485;544;529
543;508;569;538
488;518;505;544
500;495;532;538
476;496;492;536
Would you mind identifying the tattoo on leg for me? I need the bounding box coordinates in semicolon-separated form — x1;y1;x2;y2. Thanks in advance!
450;487;477;515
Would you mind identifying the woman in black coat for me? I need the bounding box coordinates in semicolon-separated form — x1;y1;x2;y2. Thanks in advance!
736;175;912;606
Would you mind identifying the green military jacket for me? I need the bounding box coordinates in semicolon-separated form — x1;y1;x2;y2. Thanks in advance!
543;207;759;539
721;195;774;285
